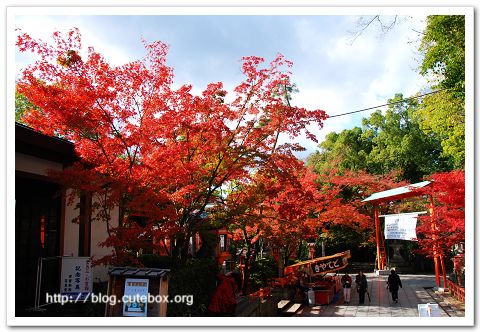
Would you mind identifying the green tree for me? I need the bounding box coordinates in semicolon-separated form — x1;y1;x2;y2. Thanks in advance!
15;88;37;123
308;93;449;183
316;225;374;262
415;91;464;168
362;94;448;182
419;15;465;94
307;127;372;174
417;15;465;168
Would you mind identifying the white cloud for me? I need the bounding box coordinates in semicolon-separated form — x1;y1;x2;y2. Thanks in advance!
362;16;429;108
13;13;432;160
15;16;133;69
286;87;362;159
326;35;376;62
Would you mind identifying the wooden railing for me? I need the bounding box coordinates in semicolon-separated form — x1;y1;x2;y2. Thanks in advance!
270;275;297;288
447;279;465;303
248;287;271;300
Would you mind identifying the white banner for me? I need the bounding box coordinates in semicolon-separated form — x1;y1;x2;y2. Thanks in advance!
384;213;418;241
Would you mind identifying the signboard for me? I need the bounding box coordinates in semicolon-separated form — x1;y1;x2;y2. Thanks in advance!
60;257;92;300
123;278;149;317
418;303;440;317
384;213;418;241
309;253;349;275
284;250;351;276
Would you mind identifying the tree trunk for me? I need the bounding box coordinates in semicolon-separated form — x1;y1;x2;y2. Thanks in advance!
278;250;284;278
181;233;191;262
242;243;252;295
171;234;187;267
113;192;127;264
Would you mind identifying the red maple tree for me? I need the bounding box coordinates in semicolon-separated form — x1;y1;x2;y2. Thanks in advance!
16;28;328;266
223;157;321;292
415;170;465;257
312;161;405;244
222;157;402;292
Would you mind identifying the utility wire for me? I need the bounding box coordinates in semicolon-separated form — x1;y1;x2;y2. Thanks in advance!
327;88;448;119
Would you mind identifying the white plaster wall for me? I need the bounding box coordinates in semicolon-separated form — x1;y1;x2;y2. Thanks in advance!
91;200;119;282
62;190;120;282
15;152;63;175
63;188;80;257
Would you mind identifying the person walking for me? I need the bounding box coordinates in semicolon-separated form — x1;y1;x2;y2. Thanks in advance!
295;271;310;304
341;272;352;304
386;269;402;303
355;271;368;304
207;271;242;316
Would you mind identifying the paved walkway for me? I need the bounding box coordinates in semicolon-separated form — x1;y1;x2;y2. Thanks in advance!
295;273;465;317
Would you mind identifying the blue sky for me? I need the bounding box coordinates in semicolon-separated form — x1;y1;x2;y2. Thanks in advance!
14;10;430;159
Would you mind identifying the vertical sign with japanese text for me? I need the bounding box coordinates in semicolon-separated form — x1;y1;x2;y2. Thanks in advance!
60;257;92;300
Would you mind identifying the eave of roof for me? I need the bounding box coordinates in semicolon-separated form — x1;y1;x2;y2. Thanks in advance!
361;181;432;204
15;122;78;164
108;267;170;278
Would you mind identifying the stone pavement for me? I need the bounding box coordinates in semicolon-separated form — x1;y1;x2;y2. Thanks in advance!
295;273;465;317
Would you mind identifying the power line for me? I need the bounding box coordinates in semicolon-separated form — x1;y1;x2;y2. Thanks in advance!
327;89;447;119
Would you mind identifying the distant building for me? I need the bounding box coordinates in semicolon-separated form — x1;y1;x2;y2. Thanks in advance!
15;123;120;315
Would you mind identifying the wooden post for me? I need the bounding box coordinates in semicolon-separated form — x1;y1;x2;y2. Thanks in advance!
159;276;169;317
374;205;382;270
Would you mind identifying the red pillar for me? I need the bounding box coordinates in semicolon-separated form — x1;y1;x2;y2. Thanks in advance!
374;205;382;270
433;256;441;287
429;195;441;287
440;255;448;289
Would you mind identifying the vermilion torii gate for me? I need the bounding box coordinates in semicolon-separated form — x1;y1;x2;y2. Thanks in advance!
362;181;447;288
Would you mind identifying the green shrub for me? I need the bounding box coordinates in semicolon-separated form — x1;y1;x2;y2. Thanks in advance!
138;254;172;269
248;257;278;291
167;258;217;316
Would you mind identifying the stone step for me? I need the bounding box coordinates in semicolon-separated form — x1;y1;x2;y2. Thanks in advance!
277;299;291;311
389;264;414;274
282;303;303;316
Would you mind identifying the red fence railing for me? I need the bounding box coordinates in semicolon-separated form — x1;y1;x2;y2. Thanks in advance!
447;279;465;303
248;287;271;300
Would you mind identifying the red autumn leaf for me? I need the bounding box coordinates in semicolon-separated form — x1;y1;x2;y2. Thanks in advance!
16;28;327;265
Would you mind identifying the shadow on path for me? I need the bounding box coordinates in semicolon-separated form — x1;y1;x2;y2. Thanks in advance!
296;273;465;317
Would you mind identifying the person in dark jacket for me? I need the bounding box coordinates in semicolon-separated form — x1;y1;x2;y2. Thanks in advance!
386;269;403;303
355;271;368;304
